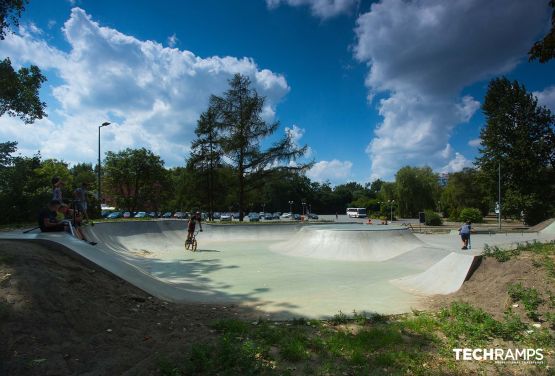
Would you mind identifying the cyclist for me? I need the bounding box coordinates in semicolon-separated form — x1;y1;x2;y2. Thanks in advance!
186;211;203;244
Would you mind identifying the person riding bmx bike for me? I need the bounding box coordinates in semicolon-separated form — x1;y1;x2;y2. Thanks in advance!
186;211;203;245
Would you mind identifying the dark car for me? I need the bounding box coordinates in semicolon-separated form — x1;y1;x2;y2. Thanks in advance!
307;213;319;220
162;212;172;218
248;212;260;222
272;212;281;220
173;211;187;219
264;213;274;220
107;211;122;219
293;214;301;221
147;211;158;218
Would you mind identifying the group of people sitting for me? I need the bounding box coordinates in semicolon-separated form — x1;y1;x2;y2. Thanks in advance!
37;177;96;245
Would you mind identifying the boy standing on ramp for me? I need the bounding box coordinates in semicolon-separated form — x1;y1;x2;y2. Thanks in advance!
458;221;472;250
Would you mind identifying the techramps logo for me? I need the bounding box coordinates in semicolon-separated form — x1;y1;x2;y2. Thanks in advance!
453;348;544;364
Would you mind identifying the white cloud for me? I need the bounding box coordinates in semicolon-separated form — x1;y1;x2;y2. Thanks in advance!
285;124;312;157
266;0;358;19
307;159;352;183
534;85;555;112
354;0;549;180
0;8;290;167
440;152;471;174
167;33;178;48
468;138;481;147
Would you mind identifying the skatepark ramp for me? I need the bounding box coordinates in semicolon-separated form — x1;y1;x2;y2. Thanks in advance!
270;225;426;261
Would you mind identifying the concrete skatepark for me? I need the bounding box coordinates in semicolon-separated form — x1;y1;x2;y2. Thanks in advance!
2;220;554;319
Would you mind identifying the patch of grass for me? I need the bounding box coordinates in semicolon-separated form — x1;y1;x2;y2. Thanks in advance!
330;310;349;325
507;283;543;321
438;302;501;346
161;301;552;375
0;300;11;320
279;336;309;361
483;244;520;262
0;254;16;264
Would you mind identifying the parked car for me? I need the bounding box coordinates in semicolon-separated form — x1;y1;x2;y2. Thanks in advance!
272;212;281;220
293;214;301;220
280;212;292;219
107;211;122;219
147;211;158;218
307;213;319;220
173;211;187;219
220;212;232;221
248;212;260;222
135;211;147;218
231;212;240;220
123;211;132;218
162;212;172;218
264;213;274;220
213;212;221;219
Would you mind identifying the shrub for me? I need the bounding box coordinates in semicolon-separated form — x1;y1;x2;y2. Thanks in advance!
459;208;483;223
424;210;442;226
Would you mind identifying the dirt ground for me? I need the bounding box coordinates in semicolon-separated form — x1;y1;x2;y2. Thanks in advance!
429;252;555;323
0;240;258;376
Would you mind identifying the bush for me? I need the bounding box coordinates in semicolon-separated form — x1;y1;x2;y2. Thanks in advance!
459;208;482;223
424;210;442;226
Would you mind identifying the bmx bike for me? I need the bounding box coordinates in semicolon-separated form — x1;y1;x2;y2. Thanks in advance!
185;230;201;252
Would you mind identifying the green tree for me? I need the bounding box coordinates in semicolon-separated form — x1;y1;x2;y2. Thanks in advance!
189;108;223;219
0;140;17;167
104;148;167;212
0;1;47;124
395;166;440;218
210;74;310;220
1;0;27;40
529;0;555;63
441;168;490;219
476;77;555;224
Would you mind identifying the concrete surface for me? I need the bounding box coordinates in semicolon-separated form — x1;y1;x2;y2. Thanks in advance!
1;220;553;319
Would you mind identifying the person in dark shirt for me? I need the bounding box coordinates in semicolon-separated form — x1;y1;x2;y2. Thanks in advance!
38;200;66;232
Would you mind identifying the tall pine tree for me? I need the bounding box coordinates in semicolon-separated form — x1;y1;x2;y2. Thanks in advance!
476;77;555;224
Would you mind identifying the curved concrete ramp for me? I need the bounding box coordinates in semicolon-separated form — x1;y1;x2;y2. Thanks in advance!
390;252;478;295
270;225;425;261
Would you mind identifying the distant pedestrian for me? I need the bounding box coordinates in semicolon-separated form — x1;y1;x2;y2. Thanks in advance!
74;182;90;221
458;221;471;250
51;177;63;202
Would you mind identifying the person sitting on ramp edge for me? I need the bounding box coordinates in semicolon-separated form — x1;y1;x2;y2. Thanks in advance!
38;200;66;232
186;211;203;244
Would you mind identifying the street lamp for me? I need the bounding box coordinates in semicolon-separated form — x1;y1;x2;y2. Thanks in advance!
98;122;111;205
301;201;306;216
288;200;294;214
388;199;395;222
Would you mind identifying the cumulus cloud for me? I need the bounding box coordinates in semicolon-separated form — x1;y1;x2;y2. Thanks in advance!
468;138;481;147
440;152;471;174
285;124;312;157
266;0;358;19
534;85;555;112
0;8;290;166
354;0;548;180
307;159;352;183
167;33;178;48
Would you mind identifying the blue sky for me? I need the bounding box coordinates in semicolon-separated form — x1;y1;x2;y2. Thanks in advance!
1;0;554;183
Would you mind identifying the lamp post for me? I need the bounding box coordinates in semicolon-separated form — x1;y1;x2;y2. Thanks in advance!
301;201;306;216
388;199;395;222
98;122;111;205
288;200;294;214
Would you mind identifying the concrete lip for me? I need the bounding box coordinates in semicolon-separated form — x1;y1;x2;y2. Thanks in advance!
2;220;553;319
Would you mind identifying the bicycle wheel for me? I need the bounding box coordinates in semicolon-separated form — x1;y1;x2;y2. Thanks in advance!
185;240;190;250
192;239;198;252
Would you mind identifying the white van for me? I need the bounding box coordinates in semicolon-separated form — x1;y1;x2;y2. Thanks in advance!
346;208;367;218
